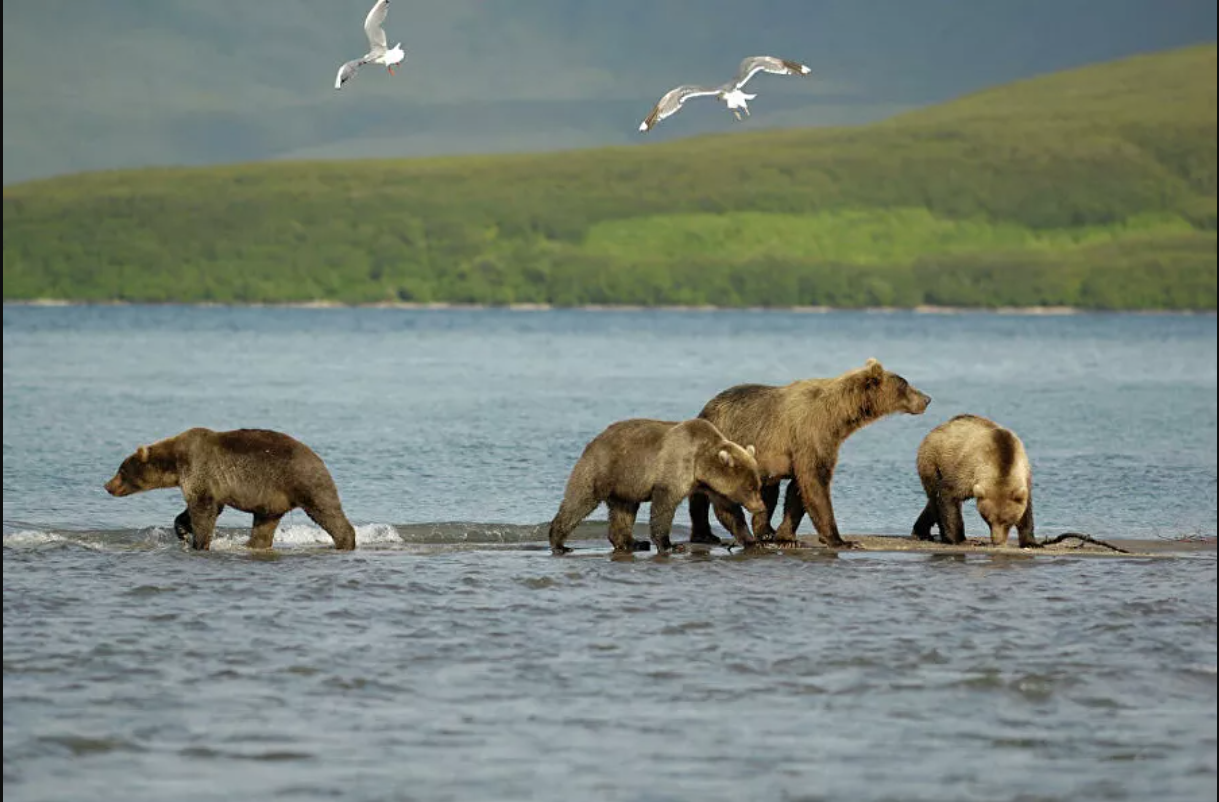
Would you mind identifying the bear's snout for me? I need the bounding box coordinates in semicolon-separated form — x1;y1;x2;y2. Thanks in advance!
104;475;130;496
909;391;932;414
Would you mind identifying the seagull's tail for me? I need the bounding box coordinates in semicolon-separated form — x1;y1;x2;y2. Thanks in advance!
799;64;811;74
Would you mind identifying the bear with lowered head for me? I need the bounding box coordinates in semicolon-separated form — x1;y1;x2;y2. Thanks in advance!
104;427;357;551
548;418;765;555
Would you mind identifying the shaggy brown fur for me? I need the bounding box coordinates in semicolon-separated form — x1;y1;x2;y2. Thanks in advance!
104;427;357;551
912;414;1035;547
548;418;765;555
690;358;931;548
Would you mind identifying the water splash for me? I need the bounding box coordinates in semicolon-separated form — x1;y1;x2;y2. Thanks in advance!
0;519;611;553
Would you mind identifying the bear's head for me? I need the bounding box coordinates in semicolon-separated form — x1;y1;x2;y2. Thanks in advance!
702;441;766;514
975;481;1029;546
104;443;179;497
856;357;931;416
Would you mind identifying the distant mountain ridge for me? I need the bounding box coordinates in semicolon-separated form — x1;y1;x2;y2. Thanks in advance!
3;44;1215;311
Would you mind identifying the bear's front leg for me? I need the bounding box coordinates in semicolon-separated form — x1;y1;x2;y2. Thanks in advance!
687;491;723;545
1016;495;1038;548
911;500;938;541
186;498;222;550
751;482;781;541
795;471;859;550
173;508;193;541
607;499;641;553
647;489;682;554
934;496;966;545
710;497;759;550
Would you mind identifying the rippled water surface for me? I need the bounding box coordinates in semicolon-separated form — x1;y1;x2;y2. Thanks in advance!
4;306;1217;802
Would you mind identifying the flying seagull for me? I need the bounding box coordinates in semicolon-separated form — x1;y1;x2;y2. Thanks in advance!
334;0;406;90
639;56;812;132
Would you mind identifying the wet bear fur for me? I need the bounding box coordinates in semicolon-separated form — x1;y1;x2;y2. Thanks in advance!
104;427;357;551
690;358;931;548
912;414;1035;547
548;418;766;555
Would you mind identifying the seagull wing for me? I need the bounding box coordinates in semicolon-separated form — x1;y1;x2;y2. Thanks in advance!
363;0;390;55
639;84;724;132
731;56;811;89
335;58;365;90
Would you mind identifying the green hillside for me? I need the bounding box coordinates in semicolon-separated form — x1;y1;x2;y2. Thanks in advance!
3;44;1216;310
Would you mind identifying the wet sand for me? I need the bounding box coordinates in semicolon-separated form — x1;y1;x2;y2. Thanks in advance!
697;533;1218;558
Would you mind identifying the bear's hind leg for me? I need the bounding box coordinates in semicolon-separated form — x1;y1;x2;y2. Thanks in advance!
687;491;722;545
548;495;601;555
772;481;804;543
248;513;284;550
303;504;357;551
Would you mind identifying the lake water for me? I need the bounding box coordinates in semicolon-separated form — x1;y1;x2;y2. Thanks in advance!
3;305;1216;802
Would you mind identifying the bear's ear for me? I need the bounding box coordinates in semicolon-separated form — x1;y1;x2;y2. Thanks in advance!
718;449;734;468
862;358;884;388
745;444;756;458
137;445;150;462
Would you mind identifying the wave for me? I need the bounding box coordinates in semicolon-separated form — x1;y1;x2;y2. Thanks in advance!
0;519;638;553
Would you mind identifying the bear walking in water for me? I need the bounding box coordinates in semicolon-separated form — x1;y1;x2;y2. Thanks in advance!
912;414;1036;547
690;358;931;549
548;418;766;555
104;427;358;551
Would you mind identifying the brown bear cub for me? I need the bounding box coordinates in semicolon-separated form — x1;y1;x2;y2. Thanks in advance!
548;418;766;555
104;427;357;551
912;414;1035;547
690;358;931;549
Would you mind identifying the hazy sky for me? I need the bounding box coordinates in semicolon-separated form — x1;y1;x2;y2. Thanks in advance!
3;0;1216;183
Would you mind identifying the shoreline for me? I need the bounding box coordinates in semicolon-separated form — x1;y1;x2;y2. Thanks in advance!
5;299;1215;316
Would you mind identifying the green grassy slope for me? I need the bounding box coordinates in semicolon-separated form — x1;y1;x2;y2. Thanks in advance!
3;44;1215;309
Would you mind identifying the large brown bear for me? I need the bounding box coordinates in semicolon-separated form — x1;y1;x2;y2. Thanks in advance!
912;414;1035;547
689;358;931;549
104;427;357;551
548;418;766;555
